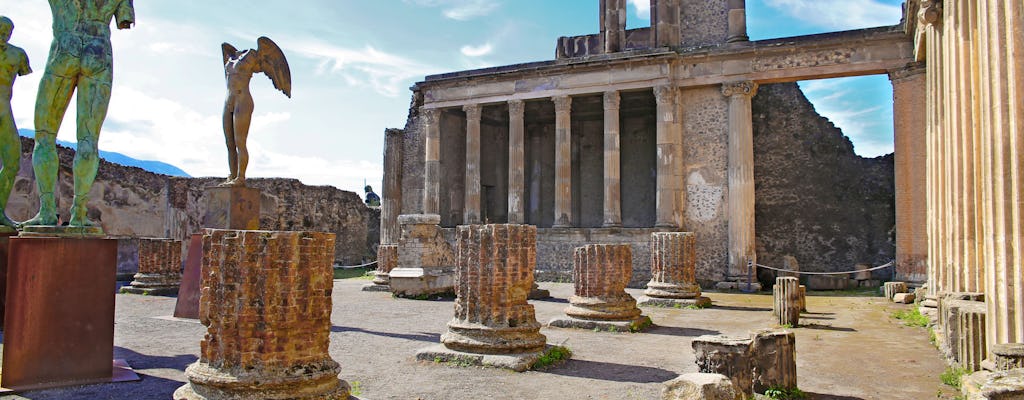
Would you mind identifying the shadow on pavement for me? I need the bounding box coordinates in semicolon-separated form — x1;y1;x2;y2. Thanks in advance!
543;359;678;383
331;325;441;343
644;325;720;337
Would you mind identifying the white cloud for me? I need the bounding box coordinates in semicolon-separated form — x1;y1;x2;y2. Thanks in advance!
628;0;651;20
763;0;902;30
460;42;493;57
405;0;500;21
289;40;437;97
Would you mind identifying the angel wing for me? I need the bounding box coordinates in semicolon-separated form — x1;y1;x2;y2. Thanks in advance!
221;42;239;69
256;37;292;98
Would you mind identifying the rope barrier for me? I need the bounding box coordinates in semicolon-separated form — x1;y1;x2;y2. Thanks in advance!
333;260;378;269
753;260;894;276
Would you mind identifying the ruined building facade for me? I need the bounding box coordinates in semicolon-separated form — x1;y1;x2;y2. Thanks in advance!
382;0;922;288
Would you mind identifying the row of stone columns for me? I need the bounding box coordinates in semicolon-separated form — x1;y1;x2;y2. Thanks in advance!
917;0;1024;361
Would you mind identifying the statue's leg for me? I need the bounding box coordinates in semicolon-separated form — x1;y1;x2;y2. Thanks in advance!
0;103;21;228
230;96;254;186
222;103;237;184
68;73;112;228
23;65;77;227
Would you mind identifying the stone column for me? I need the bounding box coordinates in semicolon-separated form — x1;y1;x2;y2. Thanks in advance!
600;0;627;53
639;232;710;307
422;108;441;214
508;100;526;224
750;330;798;394
381;128;404;246
722;81;759;290
603;91;622;228
726;0;749;44
654;85;683;228
957;301;987;372
174;230;349;400
549;244;650;331
463;104;482;224
651;0;681;47
773;277;800;326
889;63;928;285
692;335;753;397
417;224;551;372
553;95;573;228
364;244;398;292
121;238;183;296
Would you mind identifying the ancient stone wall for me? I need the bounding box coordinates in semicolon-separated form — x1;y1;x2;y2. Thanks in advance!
752;83;895;283
5;137;378;264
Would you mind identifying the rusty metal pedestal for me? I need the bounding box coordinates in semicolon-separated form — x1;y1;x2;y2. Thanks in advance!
173;233;204;319
0;237;139;392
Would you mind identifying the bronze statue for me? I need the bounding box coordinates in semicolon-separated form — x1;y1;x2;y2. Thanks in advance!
220;37;291;187
23;0;134;229
0;16;31;230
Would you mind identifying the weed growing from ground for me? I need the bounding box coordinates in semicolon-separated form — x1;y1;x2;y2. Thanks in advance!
940;366;969;389
532;346;572;370
892;308;929;327
763;386;807;399
629;318;652;332
349;381;363;396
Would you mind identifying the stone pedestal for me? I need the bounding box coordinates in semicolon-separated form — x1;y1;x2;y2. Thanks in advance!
938;293;985;361
2;237;137;390
363;244;397;292
884;281;909;300
173;233;204;319
549;244;650;332
389;214;455;297
120;238;183;296
203;186;260;230
773;277;800;326
639;232;710;307
416;224;553;372
779;255;800;278
958;302;987;372
693;329;797;398
174;230;349;400
992;344;1024;371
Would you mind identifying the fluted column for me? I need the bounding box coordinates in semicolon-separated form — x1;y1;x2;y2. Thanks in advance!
726;0;749;44
464;104;482;224
422;108;441;215
381;128;404;245
603;91;622;228
723;81;759;285
553;95;573;228
654;85;683;228
888;63;928;284
651;0;681;47
508;100;526;224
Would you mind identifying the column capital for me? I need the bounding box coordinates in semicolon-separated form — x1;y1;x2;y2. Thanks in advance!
463;104;482;121
603;91;621;110
918;0;942;26
653;85;677;105
422;108;439;125
888;62;927;82
508;99;525;116
721;81;759;98
553;95;572;113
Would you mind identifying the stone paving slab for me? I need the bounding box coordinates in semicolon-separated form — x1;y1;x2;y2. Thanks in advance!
0;280;954;400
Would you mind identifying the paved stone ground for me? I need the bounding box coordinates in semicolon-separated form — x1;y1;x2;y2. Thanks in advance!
0;279;954;400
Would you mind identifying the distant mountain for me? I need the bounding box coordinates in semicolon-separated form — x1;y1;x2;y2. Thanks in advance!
17;129;190;177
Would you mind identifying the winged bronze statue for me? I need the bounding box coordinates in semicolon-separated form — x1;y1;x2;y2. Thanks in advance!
219;36;291;187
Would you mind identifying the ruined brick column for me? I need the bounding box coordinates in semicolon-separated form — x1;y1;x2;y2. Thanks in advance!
422;108;441;214
417;224;552;371
889;63;929;285
773;277;800;326
120;238;183;296
508;99;526;224
603;91;622;228
722;81;760;291
553;96;573;227
549;244;650;331
463;104;482;224
174;230;349;400
639;232;710;307
654;85;683;228
726;0;749;44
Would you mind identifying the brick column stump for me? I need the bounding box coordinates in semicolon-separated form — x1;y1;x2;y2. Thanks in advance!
638;232;711;307
174;230;349;400
416;224;557;372
549;244;650;332
120;238;183;296
363;244;397;292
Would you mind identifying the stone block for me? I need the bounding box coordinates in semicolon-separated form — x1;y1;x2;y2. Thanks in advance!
175;230;349;400
993;344;1024;372
854;263;872;280
692;329;798;397
391;214;455;297
957;302;987;372
773;277;800;326
120;238;183;296
893;293;916;304
417;224;553;371
806;275;853;291
939;294;985;361
692;336;754;398
202;186;260;230
884;281;909;300
858;279;882;288
550;244;650;332
750;329;797;394
662;373;742;400
963;369;1024;400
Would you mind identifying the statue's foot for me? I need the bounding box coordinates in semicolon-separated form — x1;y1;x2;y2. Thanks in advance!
0;214;18;229
20;212;57;227
68;215;98;228
218;177;246;187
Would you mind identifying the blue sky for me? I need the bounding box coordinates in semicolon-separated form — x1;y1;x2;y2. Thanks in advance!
2;0;904;193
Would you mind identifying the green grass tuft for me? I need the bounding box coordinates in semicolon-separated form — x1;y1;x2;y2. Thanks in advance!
349;380;363;396
940;366;969;389
629;318;653;333
763;386;807;399
892;308;930;327
532;346;572;370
